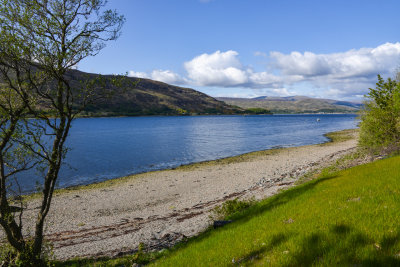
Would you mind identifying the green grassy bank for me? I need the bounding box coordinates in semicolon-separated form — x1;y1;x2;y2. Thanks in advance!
147;155;400;266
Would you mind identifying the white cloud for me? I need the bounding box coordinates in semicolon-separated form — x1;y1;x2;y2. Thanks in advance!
248;71;283;87
267;42;400;98
184;50;248;86
128;69;185;85
181;50;306;89
128;42;400;99
270;51;332;76
128;71;149;78
150;69;185;84
325;88;345;98
271;42;400;79
272;88;294;96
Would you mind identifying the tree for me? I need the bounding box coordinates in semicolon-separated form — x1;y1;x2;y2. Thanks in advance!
0;20;48;264
0;0;124;264
359;74;400;154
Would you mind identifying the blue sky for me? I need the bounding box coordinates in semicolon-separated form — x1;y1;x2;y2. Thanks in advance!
78;0;400;101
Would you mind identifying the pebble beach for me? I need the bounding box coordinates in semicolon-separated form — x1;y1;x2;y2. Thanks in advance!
2;131;358;260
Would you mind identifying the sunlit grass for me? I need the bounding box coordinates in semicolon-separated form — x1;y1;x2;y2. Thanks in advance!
321;128;358;145
149;155;400;266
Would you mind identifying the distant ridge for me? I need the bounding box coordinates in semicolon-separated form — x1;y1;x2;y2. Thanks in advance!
217;95;362;114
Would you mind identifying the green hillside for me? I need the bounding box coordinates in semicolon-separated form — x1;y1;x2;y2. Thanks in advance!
218;96;362;114
2;70;274;117
64;70;244;116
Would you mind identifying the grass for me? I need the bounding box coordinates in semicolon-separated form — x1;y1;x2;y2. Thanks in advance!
321;128;358;145
53;246;168;267
209;197;256;221
54;256;141;267
146;155;400;266
173;148;280;171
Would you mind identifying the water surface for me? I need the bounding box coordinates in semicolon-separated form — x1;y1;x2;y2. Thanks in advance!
18;114;357;192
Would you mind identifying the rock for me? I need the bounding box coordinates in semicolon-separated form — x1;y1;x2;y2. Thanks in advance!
213;220;233;229
284;218;294;224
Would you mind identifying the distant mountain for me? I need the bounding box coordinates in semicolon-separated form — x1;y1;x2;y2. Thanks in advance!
217;96;362;114
331;101;363;109
62;70;245;116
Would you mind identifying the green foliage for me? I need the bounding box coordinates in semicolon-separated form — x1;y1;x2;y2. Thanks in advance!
175;108;188;115
322;129;358;144
243;107;272;115
130;243;157;265
0;243;19;266
210;197;256;220
359;75;400;154
0;240;54;267
56;243;169;267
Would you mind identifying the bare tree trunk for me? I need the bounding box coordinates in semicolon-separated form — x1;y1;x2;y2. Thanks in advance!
33;138;61;254
33;112;71;256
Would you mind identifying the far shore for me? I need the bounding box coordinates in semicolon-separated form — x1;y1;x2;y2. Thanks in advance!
3;129;359;260
62;111;357;119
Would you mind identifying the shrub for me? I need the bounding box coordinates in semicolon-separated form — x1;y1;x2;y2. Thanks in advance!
359;75;400;154
0;240;52;267
210;197;256;220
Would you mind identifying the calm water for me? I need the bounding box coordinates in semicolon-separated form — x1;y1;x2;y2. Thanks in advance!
18;114;357;192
